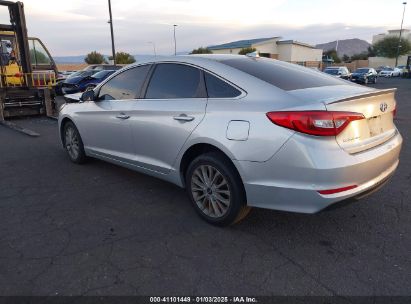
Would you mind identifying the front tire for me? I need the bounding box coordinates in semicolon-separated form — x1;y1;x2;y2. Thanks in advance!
185;152;250;226
63;121;87;164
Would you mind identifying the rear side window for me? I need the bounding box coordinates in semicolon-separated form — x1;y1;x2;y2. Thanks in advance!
204;72;241;98
98;65;151;100
220;57;344;91
145;63;203;99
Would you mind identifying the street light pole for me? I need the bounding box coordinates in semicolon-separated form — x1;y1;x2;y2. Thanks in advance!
173;24;178;56
108;0;116;65
395;2;407;67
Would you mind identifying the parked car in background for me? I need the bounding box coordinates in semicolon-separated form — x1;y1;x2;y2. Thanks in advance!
84;64;123;71
58;55;402;226
62;70;116;94
396;66;407;76
379;67;401;77
323;66;351;80
376;66;390;73
351;68;378;84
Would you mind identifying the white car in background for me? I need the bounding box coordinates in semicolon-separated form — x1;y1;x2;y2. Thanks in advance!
379;67;401;77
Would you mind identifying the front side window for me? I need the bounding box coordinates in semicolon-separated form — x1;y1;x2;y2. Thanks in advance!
204;72;241;98
29;39;51;65
98;65;151;100
145;63;203;99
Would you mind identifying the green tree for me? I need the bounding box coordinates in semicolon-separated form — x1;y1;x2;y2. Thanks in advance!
350;52;369;61
109;52;136;64
373;36;411;58
190;47;213;54
342;54;350;62
84;51;106;64
367;46;376;57
324;50;341;63
239;47;257;55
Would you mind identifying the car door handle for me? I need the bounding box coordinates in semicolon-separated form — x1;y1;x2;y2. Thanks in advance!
116;113;130;120
173;114;195;122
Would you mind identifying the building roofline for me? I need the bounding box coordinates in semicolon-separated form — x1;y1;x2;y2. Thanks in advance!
208;36;280;50
276;40;317;49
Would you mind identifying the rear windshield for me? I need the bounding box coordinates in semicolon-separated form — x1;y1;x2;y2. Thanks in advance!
324;69;339;75
220;57;344;91
355;68;369;73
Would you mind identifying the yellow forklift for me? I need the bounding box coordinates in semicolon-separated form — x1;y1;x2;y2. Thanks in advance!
0;0;58;122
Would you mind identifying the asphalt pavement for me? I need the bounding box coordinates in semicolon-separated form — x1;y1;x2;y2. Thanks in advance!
0;77;410;297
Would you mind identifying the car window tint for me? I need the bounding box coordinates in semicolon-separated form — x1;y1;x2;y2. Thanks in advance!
220;57;344;91
98;65;150;100
145;64;202;99
204;72;241;98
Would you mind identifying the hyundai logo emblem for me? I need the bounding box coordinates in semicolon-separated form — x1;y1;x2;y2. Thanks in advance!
380;103;388;112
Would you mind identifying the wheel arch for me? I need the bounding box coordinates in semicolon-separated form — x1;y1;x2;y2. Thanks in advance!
179;142;243;188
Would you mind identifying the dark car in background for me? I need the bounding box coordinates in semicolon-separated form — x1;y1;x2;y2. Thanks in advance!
351;68;378;84
84;64;123;71
62;70;116;94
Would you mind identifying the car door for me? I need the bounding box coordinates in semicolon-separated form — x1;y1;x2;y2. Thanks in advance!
128;63;207;173
75;65;151;163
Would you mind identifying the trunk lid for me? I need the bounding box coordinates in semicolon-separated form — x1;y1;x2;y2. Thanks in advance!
288;85;397;154
325;88;397;154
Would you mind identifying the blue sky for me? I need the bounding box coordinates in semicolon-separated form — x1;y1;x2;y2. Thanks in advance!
1;0;409;56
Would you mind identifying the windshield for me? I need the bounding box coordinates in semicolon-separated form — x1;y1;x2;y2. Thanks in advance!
220;57;343;91
91;70;113;79
324;69;339;75
382;68;393;71
355;68;369;73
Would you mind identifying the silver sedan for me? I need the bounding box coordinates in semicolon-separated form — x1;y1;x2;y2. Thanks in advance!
59;55;403;226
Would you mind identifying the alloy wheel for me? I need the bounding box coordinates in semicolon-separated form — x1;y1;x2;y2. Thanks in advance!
191;165;231;218
65;126;79;160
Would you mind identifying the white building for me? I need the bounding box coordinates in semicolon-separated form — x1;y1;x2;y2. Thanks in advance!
208;37;323;67
372;29;411;44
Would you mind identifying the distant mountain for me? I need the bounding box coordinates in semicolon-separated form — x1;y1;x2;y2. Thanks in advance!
316;39;371;58
54;55;87;64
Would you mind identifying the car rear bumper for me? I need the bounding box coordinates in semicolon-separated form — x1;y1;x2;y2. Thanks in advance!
234;131;402;213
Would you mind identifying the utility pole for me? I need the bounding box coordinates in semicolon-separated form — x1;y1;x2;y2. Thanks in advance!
395;2;407;67
108;0;116;65
173;24;178;56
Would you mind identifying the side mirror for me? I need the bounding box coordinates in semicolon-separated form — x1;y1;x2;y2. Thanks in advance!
80;89;95;102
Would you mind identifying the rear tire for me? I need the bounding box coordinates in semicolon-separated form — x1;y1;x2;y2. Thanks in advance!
63;121;87;164
185;152;250;226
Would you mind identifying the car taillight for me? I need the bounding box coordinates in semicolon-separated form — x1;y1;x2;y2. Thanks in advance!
393;107;397;118
266;111;365;136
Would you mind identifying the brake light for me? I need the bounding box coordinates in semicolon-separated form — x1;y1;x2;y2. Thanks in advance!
393;107;397;118
318;185;358;195
266;111;365;136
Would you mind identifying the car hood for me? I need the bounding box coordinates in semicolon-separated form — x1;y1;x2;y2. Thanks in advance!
64;92;82;103
64;76;84;84
351;72;366;76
